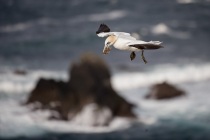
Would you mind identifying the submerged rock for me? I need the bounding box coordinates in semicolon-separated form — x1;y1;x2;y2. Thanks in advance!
26;53;136;125
13;69;27;75
145;82;186;100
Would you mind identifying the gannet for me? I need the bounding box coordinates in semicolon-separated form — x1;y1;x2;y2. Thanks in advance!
96;24;163;64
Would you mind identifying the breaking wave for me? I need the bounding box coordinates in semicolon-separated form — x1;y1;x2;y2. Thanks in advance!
151;23;191;39
1;63;210;94
112;63;210;91
1;62;210;138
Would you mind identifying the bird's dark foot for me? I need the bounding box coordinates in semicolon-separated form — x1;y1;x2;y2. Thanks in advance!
103;46;111;54
141;50;147;64
130;52;136;61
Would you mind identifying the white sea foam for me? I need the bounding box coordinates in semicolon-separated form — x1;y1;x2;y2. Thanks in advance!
0;100;47;138
139;80;210;121
118;78;210;127
112;63;210;91
1;63;210;138
0;70;67;93
0;100;132;138
131;32;141;40
72;103;112;126
1;79;210;138
1;63;210;94
151;23;170;35
0;23;32;32
0;10;127;33
0;18;57;33
88;10;128;22
68;10;128;24
177;0;196;4
151;23;190;39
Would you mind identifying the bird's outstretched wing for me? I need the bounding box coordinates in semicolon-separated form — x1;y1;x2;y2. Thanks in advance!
127;41;163;50
97;32;131;38
96;24;110;34
96;24;132;38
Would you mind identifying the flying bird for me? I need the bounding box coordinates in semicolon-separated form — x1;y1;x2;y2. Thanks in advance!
96;24;163;64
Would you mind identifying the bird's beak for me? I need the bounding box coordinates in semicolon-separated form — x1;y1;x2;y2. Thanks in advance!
103;45;111;54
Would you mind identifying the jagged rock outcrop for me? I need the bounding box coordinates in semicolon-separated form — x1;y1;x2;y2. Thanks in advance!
145;82;186;100
25;53;136;125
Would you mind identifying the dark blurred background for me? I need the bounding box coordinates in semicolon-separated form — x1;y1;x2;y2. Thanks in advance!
1;0;210;70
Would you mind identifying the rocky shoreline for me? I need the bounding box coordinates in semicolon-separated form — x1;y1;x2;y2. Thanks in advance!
25;53;136;125
25;53;186;126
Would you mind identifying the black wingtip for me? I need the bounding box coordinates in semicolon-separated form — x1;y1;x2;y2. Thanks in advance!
96;23;111;34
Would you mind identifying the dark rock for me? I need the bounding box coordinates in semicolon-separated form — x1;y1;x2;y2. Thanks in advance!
68;53;135;118
26;78;72;120
26;53;136;124
14;69;27;75
145;82;186;100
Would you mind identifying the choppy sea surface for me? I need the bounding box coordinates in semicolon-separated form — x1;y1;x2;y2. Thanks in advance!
1;0;210;139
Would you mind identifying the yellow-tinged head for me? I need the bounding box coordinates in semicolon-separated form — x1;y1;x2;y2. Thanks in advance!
103;35;117;54
105;35;117;47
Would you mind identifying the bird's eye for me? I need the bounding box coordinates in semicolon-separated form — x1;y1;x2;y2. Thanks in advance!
106;42;110;45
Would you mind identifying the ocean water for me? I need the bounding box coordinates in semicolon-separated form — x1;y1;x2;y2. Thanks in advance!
1;0;210;139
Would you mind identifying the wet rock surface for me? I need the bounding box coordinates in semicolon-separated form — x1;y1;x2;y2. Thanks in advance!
25;53;136;125
145;82;186;100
